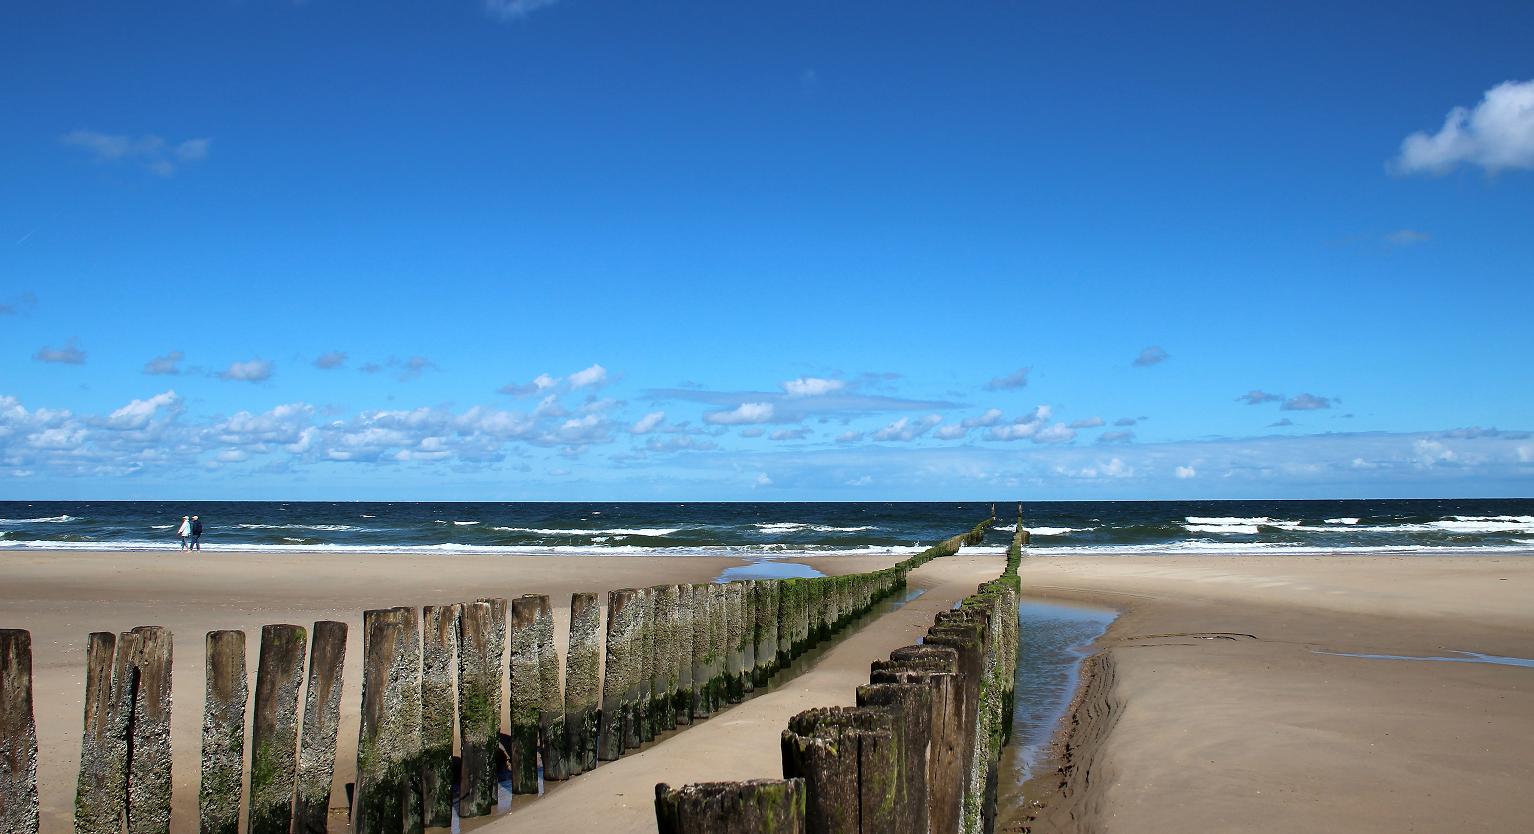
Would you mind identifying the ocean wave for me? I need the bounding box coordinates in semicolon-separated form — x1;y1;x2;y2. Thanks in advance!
1325;517;1361;525
1449;515;1534;524
1185;524;1261;535
754;523;877;533
1027;526;1090;536
0;538;961;558
1185;516;1271;525
453;521;480;526
236;523;369;532
492;526;683;537
0;515;78;524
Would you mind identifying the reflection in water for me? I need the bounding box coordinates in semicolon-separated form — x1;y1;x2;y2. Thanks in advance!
1000;597;1116;815
1316;649;1534;669
717;559;826;581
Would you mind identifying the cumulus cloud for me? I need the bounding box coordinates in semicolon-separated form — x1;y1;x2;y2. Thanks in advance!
1175;465;1197;479
501;365;605;396
1098;430;1134;444
1113;417;1138;427
567;364;608;389
60;130;211;175
218;359;273;383
872;414;943;442
1393;80;1534;175
34;339;86;365
984;406;1052;441
1236;390;1282;406
313;351;347;370
1281;393;1333;411
770;428;812;441
500;373;559;397
143;350;184;376
705;402;776;425
1034;423;1078;444
836;431;865;443
104;391;181;431
1269;418;1295;428
782;377;845;397
1068;416;1105;429
1132;346;1169;367
630;411;665;435
934;424;970;440
963;408;1005;429
984;367;1030;391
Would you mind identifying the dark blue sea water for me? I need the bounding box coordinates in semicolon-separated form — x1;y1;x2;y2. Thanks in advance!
0;499;1531;556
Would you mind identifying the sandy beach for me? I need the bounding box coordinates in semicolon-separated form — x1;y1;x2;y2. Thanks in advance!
1013;554;1534;834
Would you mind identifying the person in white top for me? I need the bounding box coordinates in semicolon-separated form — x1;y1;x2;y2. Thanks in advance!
176;515;192;550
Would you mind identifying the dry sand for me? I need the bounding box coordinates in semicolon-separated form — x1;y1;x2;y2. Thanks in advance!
0;548;749;834
1012;554;1534;834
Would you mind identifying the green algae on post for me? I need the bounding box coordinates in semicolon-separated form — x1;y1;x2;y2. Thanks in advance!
0;630;40;834
419;606;459;826
563;591;601;774
654;778;807;834
294;621;347;834
248;624;307;834
198;631;246;834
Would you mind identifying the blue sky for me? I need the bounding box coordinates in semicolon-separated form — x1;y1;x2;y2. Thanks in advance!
2;0;1532;500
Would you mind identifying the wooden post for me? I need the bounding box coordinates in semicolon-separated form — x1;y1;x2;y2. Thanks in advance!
724;582;744;703
198;631;246;834
637;587;656;744
0;630;39;834
563;592;601;775
456;601;499;818
780;707;898;834
856;682;932;834
689;584;712;720
925;619;985;833
420;606;459;827
124;626;173;834
355;609;406;834
873;646;961;834
73;632;121;834
598;588;636;761
390;607;424;834
708;583;726;712
740;580;756;694
509;595;542;794
674;584;694;725
248;625;307;834
654;585;679;733
535;595;565;781
295;621;347;834
752;580;777;687
776;580;794;667
654;779;807;834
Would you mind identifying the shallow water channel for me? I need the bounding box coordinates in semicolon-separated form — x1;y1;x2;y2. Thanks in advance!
997;597;1117;824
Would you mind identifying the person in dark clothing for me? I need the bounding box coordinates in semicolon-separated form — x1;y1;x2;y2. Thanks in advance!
190;515;204;550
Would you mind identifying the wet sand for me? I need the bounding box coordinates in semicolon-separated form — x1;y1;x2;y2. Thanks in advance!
1013;554;1534;834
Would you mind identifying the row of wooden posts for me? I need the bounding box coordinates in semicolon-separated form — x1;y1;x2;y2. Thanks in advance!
0;517;996;834
655;510;1026;834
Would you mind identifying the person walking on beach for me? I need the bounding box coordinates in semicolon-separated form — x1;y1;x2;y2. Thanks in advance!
176;515;192;550
190;515;204;550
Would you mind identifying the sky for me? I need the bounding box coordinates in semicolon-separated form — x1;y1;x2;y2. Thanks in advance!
2;0;1532;501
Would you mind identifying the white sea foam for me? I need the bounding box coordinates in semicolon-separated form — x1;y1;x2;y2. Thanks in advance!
1186;524;1261;535
453;521;480;526
1325;517;1362;525
0;539;949;558
236;523;368;532
0;515;77;524
1027;526;1089;536
1185;516;1271;525
492;526;683;537
151;525;173;530
754;523;877;533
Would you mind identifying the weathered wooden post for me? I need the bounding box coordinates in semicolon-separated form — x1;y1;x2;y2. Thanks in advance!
654;584;679;733
390;607;424;834
125;626;173;834
248;625;307;834
0;630;39;834
509;594;542;793
780;707;899;834
856;682;932;834
534;595;566;781
689;584;712;720
674;584;695;725
74;632;121;834
708;583;726;711
563;592;601;774
420;605;459;826
457;601;499;817
637;587;656;744
198;631;246;834
776;580;795;667
654;779;807;834
752;580;778;687
295;621;347;834
926;616;986;833
355;609;407;834
873;646;962;834
724;582;745;702
598;588;637;761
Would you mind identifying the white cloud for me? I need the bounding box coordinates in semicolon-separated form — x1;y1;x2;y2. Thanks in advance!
1393;80;1534;175
704;402;775;425
984;406;1052;441
34;339;86;365
872;414;942;442
1132;346;1169;367
1098;430;1135;444
934;424;969;440
835;430;864;443
630;411;665;435
782;377;845;397
568;363;608;389
105;391;180;431
770;428;812;441
218;359;273;383
1068;416;1104;429
963;408;1004;429
1175;465;1197;479
60;130;211;175
313;351;347;370
984;368;1030;391
1034;423;1078;444
1237;390;1282;406
753;472;773;487
1281;393;1333;411
1413;438;1456;467
143;350;184;375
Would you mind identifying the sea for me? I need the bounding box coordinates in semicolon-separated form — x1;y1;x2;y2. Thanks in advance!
1;499;1532;557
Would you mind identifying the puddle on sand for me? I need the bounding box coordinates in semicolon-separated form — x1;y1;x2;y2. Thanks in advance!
716;559;826;581
997;598;1117;827
1316;650;1534;669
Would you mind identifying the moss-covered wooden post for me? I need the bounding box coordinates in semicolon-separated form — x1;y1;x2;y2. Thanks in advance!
598;588;637;761
456;601;499;818
509;594;542;793
563;592;601;774
356;609;408;834
674;584;695;725
925;617;986;833
637;587;656;744
689;584;712;720
873;646;961;834
294;621;347;834
476;596;508;739
198;631;246;834
420;605;459;826
856;682;932;834
776;580;795;667
248;624;307;834
654;584;679;733
389;607;424;834
534;595;566;781
125;625;173;834
708;583;727;712
752;580;777;687
73;632;121;834
0;630;39;834
739;581;756;695
781;707;898;834
654;779;807;834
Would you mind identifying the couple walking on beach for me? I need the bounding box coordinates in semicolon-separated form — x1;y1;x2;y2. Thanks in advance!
176;515;204;550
